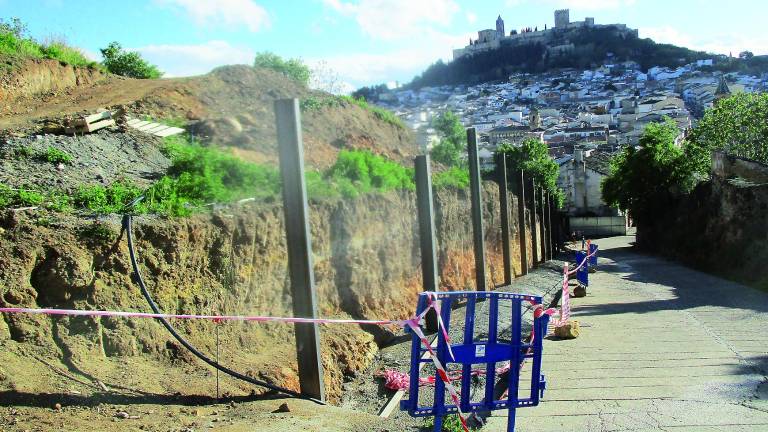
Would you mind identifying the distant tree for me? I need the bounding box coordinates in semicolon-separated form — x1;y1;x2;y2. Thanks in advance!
352;83;388;101
430;111;466;167
497;138;563;205
253;51;310;86
687;92;768;166
739;50;755;60
100;42;162;79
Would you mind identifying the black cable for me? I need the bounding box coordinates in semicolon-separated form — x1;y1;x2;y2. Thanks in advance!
122;213;324;405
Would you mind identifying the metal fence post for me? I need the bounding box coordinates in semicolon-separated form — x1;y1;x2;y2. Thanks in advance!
497;153;512;286
527;176;539;266
467;128;487;291
275;98;325;401
415;155;439;331
516;170;528;276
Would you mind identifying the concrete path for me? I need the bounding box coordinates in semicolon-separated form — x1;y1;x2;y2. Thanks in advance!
484;235;768;432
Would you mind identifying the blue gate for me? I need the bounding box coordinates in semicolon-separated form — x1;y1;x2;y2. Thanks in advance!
588;243;599;267
401;291;550;432
575;250;589;286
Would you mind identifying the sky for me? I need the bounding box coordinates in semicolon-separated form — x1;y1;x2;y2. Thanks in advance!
4;0;768;92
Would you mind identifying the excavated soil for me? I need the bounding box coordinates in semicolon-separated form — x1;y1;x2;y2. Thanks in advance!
0;61;416;169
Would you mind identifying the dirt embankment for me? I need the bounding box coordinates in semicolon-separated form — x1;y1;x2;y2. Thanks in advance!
0;182;542;404
0;60;416;169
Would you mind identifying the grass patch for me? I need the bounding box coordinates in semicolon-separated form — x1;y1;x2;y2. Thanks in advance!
432;166;470;189
38;146;73;165
338;95;405;129
13;145;34;159
0;19;97;68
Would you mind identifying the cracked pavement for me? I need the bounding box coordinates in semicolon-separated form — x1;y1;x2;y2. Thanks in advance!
482;235;768;431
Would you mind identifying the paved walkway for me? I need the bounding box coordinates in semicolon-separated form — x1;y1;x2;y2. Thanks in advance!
484;236;768;432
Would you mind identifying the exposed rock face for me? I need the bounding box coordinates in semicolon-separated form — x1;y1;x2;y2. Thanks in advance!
0;59;106;101
0;183;543;400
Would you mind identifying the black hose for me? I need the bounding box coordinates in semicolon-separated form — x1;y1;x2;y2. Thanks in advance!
122;213;324;405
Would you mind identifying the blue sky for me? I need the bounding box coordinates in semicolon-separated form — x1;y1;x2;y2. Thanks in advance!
4;0;767;91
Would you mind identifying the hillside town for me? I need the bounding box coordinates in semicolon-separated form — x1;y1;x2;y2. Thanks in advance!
376;11;768;218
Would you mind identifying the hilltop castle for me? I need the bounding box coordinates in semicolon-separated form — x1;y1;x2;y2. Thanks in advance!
453;9;638;60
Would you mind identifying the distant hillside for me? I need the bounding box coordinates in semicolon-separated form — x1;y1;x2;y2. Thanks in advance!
404;27;712;89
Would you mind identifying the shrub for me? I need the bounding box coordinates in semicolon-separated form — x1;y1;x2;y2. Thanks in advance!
41;41;95;68
326;150;415;198
433;166;470;189
14;145;34;159
100;42;162;79
430;111;466;167
253;52;310;86
73;181;143;214
39;146;73;164
15;189;44;206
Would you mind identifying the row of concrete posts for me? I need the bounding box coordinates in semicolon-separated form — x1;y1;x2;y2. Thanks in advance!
274;99;560;401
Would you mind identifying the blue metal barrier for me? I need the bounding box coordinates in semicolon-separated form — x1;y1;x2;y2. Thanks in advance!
401;291;549;432
588;243;598;267
575;250;589;286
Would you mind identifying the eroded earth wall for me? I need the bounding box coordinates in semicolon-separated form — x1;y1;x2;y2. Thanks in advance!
0;182;540;400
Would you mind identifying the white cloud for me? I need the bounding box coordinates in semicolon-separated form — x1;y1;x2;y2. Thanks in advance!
135;40;255;77
307;29;472;89
466;12;477;24
640;26;768;56
322;0;460;40
505;0;635;9
155;0;270;32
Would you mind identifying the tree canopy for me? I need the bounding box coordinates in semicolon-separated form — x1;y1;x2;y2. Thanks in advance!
253;51;310;86
430;111;466;167
497;138;563;206
687;92;768;166
100;42;162;79
601;119;698;227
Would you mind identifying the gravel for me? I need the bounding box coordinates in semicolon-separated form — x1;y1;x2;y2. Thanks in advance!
0;129;170;192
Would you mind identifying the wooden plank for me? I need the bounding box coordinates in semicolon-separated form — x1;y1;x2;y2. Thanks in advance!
144;124;171;134
128;120;151;129
137;122;162;131
153;127;185;137
126;118;142;126
84;111;113;124
84;118;115;133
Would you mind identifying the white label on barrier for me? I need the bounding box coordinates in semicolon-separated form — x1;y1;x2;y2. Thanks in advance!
475;345;486;357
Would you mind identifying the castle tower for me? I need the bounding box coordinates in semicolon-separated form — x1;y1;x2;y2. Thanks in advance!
496;15;505;37
554;9;570;28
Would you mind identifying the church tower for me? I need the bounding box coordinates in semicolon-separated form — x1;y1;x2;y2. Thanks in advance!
530;107;541;130
496;15;505;37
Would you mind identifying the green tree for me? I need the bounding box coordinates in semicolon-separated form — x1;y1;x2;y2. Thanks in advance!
497;138;563;205
253;51;310;86
687;92;768;166
601;119;696;228
430;111;466;167
100;42;162;79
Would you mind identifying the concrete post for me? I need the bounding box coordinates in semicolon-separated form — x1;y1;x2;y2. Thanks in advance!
274;99;325;401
